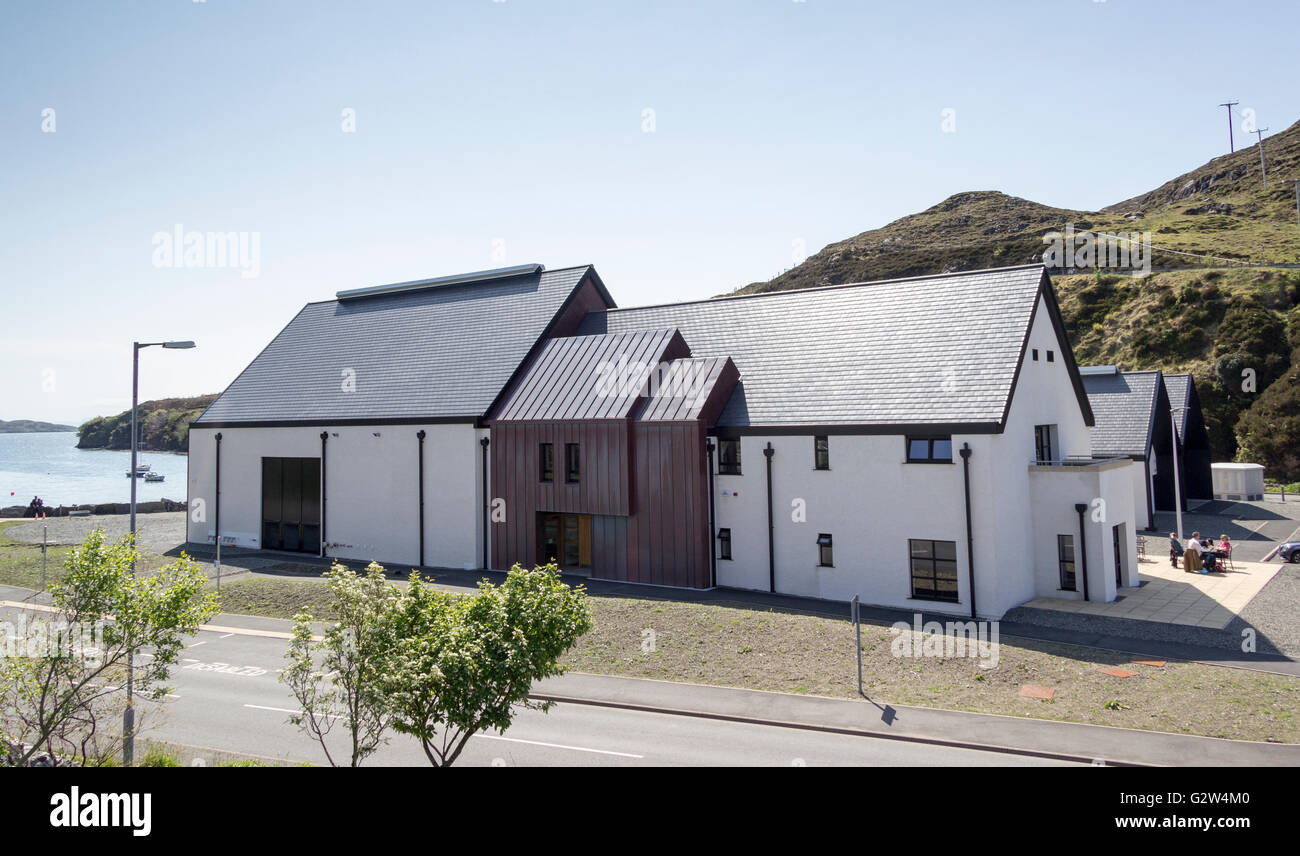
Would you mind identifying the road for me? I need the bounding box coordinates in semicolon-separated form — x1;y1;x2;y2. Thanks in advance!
2;603;1076;767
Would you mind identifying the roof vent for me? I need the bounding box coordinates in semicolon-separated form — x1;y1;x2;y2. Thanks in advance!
1078;365;1120;376
336;263;545;301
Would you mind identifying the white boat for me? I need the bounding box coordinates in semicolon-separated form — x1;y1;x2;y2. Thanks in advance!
144;472;165;483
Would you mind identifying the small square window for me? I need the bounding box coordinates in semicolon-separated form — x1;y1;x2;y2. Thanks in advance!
718;528;732;561
1032;349;1039;361
539;443;554;483
814;436;830;470
817;533;833;567
718;438;742;475
565;443;580;483
1047;350;1055;362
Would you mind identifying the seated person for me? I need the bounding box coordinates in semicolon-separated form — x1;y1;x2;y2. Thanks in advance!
1169;532;1182;567
1216;534;1232;559
1197;536;1217;572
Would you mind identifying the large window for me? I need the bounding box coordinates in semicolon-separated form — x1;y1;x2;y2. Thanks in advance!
814;436;830;470
906;436;953;463
909;539;958;602
717;528;732;561
1034;424;1055;464
817;533;834;567
1058;534;1076;591
718;438;742;475
565;443;580;483
539;443;554;483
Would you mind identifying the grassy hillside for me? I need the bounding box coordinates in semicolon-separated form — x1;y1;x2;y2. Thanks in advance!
76;394;218;453
732;120;1300;479
739;120;1300;295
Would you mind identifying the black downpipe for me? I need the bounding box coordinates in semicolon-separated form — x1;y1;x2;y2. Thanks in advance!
1075;503;1090;601
480;436;490;570
764;442;775;593
706;439;717;588
416;430;426;567
320;432;328;559
1142;456;1154;531
959;443;976;619
214;432;222;550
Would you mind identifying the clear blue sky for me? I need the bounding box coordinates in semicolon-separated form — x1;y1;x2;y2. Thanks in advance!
2;0;1297;424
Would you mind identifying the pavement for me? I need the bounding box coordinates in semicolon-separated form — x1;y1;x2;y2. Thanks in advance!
2;586;1298;767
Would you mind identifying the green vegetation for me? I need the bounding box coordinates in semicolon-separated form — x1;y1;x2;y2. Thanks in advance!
76;394;217;453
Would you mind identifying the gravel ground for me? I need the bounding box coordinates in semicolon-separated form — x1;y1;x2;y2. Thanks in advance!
5;511;188;554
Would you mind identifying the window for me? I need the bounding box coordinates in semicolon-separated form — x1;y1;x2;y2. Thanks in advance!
1034;424;1055;464
718;438;742;475
539;443;554;483
1032;348;1039;361
1046;350;1055;362
565;443;580;483
909;539;958;602
1058;534;1076;591
817;533;834;567
717;528;732;561
814;436;830;470
906;436;953;463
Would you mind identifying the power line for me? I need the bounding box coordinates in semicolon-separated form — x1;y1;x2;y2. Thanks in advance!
1253;127;1270;189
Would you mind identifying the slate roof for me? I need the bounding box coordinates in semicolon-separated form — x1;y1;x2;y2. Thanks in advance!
194;266;603;425
1081;369;1163;458
1163;374;1193;440
577;265;1068;429
636;356;738;422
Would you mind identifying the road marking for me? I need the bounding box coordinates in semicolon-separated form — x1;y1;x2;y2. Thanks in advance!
188;641;207;648
241;705;645;758
474;734;643;758
219;634;234;639
0;602;319;641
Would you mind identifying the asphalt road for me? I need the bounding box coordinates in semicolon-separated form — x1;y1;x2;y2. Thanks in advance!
1;604;1076;767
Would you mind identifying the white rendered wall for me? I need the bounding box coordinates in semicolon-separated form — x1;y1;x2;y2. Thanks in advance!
187;424;485;571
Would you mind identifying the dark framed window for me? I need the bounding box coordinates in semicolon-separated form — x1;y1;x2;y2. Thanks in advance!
817;533;834;567
565;443;580;483
717;528;732;561
1058;534;1076;591
814;436;830;470
1034;424;1054;464
718;438;741;475
539;443;554;483
1046;350;1055;362
1032;348;1039;361
906;436;953;463
909;539;958;603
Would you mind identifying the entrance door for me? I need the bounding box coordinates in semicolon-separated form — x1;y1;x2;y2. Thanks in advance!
262;457;321;553
538;513;591;571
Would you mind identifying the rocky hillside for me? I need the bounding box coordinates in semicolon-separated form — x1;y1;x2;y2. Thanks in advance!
76;395;217;453
739;120;1300;294
735;120;1300;480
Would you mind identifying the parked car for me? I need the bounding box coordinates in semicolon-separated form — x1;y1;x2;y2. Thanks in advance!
1280;541;1300;563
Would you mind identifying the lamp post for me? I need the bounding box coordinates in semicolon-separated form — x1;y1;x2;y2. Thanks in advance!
1170;405;1187;543
124;339;195;766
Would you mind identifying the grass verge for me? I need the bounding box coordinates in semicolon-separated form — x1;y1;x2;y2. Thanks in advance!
213;575;1300;745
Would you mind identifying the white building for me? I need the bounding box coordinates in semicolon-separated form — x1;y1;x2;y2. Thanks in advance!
188;262;1141;618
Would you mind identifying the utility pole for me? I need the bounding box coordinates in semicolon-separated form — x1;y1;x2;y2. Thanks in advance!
1219;101;1239;152
1253;127;1269;189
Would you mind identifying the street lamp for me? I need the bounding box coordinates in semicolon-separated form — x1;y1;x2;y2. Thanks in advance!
124;339;195;766
1170;405;1187;544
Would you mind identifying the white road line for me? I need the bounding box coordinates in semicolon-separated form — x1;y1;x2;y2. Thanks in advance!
188;641;207;648
240;705;644;758
475;733;644;758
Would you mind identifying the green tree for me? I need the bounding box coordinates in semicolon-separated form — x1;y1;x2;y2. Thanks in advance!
281;562;400;767
384;563;592;767
1235;348;1300;481
0;529;218;766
